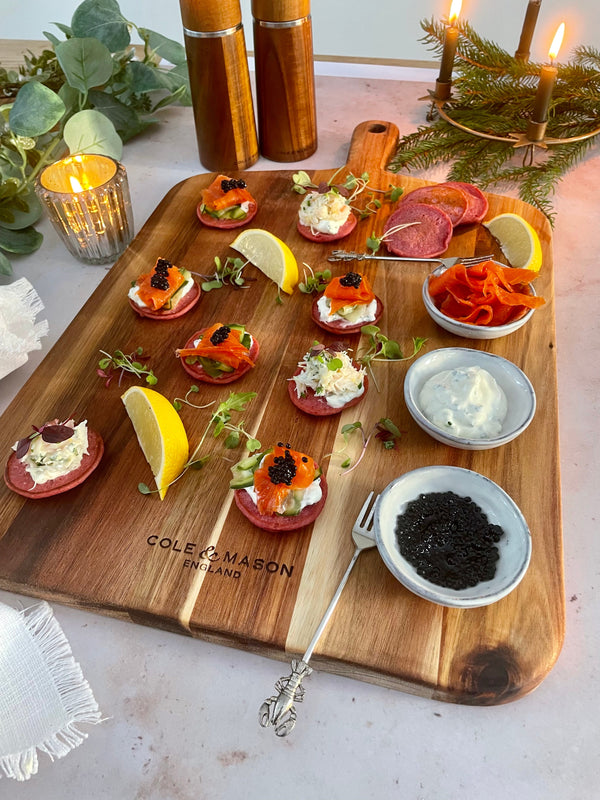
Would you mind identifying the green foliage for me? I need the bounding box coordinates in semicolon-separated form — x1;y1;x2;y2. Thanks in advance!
387;18;600;224
0;0;190;273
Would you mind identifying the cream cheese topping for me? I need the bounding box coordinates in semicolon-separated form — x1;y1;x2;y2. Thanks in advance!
316;294;378;326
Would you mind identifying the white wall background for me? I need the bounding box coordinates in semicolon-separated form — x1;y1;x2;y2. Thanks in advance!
2;0;597;66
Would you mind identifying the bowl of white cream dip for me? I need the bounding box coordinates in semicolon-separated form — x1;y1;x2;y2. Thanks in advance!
404;348;536;450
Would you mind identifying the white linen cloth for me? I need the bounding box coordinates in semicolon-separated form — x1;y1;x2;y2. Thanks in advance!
0;601;102;781
0;278;48;380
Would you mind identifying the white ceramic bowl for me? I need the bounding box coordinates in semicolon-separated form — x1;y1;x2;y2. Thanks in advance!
375;466;532;608
404;347;536;450
422;262;536;339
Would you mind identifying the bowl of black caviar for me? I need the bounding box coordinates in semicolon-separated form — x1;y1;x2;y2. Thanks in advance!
374;466;532;608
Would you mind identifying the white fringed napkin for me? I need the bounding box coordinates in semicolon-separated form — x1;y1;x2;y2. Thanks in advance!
0;601;103;781
0;278;49;380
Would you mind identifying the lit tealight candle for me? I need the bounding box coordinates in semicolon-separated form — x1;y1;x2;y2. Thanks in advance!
35;153;134;265
531;23;564;123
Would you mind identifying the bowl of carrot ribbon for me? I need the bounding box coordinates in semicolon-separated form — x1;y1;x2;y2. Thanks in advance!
422;260;545;340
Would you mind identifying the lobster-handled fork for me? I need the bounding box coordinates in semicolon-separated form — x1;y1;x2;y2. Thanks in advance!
328;251;495;270
259;492;379;737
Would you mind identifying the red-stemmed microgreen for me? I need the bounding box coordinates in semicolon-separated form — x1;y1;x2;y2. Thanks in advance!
15;420;76;459
138;391;261;496
326;417;402;473
98;347;157;387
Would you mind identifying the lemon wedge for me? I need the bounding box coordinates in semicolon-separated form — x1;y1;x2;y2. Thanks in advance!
230;228;298;293
122;386;189;500
483;213;543;272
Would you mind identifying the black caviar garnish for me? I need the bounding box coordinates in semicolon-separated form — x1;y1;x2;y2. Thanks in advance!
394;491;504;590
220;178;247;193
339;272;362;289
209;325;231;345
150;273;170;291
154;258;172;275
268;447;297;486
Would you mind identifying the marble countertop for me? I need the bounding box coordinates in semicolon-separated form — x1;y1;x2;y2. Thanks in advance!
1;70;598;799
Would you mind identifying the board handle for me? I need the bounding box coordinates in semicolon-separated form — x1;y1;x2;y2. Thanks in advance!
344;120;400;184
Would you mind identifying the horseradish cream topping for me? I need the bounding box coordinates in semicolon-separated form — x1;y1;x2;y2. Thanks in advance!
15;420;89;484
418;366;507;439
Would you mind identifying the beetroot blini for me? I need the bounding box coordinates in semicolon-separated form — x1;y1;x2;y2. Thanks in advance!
5;427;104;499
383;203;453;258
400;184;469;226
311;294;383;334
443;182;489;224
129;281;201;320
297;213;357;243
234;477;327;532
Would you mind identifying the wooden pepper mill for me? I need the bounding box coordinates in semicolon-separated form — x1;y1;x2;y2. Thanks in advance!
252;0;317;161
179;0;258;171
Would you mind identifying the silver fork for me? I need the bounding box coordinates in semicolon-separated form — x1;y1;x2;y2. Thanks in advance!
259;492;379;737
328;250;494;270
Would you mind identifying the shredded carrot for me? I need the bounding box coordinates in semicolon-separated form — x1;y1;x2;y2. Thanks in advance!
428;260;545;326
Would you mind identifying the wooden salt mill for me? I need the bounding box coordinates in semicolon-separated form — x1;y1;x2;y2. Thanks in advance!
179;0;258;171
252;0;317;161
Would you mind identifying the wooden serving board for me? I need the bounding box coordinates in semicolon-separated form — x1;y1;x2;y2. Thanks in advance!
0;121;564;704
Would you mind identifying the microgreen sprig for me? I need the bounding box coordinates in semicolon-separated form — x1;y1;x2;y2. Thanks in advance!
138;391;261;496
298;263;332;294
98;347;157;388
357;326;427;391
327;417;402;473
198;256;250;292
366;221;421;255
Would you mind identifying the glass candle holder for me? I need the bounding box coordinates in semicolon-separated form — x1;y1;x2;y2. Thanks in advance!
36;153;134;265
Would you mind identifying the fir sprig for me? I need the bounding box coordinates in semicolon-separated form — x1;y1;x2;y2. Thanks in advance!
387;18;600;223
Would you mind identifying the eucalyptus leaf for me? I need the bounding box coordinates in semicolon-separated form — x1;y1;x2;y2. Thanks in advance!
0;225;43;254
0;189;42;230
58;82;81;120
88;89;152;141
56;38;114;93
71;0;130;52
43;31;62;48
63;109;123;159
9;82;65;138
0;250;13;276
138;28;187;66
126;60;164;93
51;22;73;37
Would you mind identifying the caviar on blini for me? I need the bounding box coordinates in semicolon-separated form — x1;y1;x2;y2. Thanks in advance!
394;491;504;590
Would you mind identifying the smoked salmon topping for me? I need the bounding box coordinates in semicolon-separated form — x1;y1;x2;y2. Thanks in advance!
175;323;255;369
428;261;545;326
134;258;186;311
200;174;255;212
324;272;376;315
253;443;317;516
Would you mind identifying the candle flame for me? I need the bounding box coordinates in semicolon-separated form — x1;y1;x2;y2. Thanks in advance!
548;22;565;61
69;176;84;193
449;0;462;25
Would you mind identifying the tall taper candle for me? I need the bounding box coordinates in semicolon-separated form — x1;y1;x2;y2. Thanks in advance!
531;63;557;123
515;0;542;61
438;24;459;84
